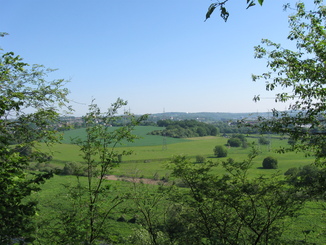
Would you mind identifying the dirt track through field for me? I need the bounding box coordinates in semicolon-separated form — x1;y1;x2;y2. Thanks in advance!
103;175;165;185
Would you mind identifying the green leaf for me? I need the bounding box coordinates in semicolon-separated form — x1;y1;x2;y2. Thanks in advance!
205;3;217;21
220;6;230;22
246;1;256;9
258;0;264;5
0;32;8;37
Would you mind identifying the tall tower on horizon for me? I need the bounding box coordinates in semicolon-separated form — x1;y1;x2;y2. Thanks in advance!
162;108;167;150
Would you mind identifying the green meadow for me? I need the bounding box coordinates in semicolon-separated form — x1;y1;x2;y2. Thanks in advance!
60;126;189;146
34;126;326;244
46;127;315;179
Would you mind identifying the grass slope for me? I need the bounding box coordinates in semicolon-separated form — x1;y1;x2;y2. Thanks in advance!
60;126;189;146
43;131;315;179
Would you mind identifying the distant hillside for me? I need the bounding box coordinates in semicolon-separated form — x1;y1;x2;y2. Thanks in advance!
147;112;270;122
61;112;273;127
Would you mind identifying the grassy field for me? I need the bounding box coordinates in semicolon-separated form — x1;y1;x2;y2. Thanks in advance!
45;128;315;179
60;126;189;146
32;127;326;244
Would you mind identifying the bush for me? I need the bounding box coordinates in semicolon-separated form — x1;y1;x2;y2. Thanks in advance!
196;155;206;163
227;138;242;147
227;134;248;148
262;156;278;169
285;165;319;186
258;136;270;145
214;145;228;158
62;162;85;176
284;167;299;177
284;165;326;198
242;141;249;149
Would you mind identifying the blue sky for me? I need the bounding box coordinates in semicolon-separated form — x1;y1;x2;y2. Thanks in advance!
1;0;300;116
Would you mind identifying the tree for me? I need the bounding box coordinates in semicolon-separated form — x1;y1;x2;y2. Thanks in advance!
128;181;173;245
227;137;242;147
0;49;70;243
227;134;248;148
258;136;270;145
35;99;147;244
210;125;219;136
196;155;206;163
151;119;218;138
285;165;326;199
61;162;86;176
166;152;304;244
214;145;228;157
196;126;207;137
252;1;326;164
75;99;147;244
262;156;278;169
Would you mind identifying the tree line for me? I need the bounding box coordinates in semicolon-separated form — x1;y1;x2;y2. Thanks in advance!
148;119;218;138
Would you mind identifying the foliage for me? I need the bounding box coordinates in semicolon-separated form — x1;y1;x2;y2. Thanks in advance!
262;156;278;169
196;155;206;163
252;1;326;164
61;161;86;176
166;152;304;244
227;134;247;148
150;119;218;138
227;137;242;147
0;48;70;243
128;181;173;245
205;0;264;22
214;145;228;158
12;145;32;157
258;136;270;145
285;164;326;199
287;137;296;146
213;120;259;134
35;99;147;244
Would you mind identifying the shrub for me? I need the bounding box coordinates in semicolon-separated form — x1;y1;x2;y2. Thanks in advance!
258;136;270;145
62;162;85;176
196;155;206;163
285;165;319;186
35;162;45;170
214;145;228;158
227;138;242;147
262;156;278;169
227;134;248;148
284;165;326;198
38;163;57;173
284;167;299;177
242;141;249;149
